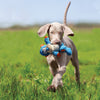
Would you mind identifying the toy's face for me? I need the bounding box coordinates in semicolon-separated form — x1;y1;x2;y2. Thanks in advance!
48;22;64;45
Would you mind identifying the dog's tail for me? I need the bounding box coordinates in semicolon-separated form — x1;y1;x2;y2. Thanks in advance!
64;1;71;25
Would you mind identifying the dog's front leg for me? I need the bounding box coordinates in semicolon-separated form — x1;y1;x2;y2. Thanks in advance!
47;66;66;92
52;66;66;88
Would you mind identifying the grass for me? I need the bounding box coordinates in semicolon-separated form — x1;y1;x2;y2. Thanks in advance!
0;28;100;100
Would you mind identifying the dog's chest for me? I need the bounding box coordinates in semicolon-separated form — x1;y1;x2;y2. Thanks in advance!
46;53;69;67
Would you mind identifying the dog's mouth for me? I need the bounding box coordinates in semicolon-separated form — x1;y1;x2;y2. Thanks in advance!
51;39;61;45
51;41;61;45
54;42;61;45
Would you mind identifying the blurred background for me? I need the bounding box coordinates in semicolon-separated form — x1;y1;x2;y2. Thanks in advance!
0;0;100;28
0;0;100;99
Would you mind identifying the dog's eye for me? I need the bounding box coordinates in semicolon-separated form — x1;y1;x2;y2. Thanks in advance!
58;32;62;34
51;32;54;34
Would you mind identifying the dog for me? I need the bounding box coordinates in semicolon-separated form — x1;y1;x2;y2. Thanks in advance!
37;2;80;92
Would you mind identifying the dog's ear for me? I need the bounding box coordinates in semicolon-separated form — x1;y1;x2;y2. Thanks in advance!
38;24;51;37
63;25;74;36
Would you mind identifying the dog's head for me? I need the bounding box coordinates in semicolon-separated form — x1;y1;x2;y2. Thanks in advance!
37;2;73;44
38;22;74;44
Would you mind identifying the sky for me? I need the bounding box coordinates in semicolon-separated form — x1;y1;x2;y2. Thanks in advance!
0;0;100;28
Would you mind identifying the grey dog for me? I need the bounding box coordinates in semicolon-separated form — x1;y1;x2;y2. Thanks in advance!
37;2;80;92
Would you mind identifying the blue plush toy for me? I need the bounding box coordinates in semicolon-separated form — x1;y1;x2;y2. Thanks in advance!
40;36;72;57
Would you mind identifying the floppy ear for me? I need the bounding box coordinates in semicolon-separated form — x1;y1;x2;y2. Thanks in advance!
63;25;74;36
37;24;51;37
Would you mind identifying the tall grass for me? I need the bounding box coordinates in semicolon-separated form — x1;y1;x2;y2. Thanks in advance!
0;28;100;99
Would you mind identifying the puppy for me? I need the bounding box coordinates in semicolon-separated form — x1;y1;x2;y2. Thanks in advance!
38;2;80;92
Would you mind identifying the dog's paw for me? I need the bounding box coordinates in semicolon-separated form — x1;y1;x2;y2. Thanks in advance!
47;85;56;92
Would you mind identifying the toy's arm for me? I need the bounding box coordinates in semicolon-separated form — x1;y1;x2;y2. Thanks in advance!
52;51;61;57
65;47;72;56
44;36;51;44
60;43;72;56
40;45;50;56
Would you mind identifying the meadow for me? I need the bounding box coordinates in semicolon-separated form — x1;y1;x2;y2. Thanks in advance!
0;27;100;100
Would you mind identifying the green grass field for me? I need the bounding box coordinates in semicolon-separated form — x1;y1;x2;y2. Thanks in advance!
0;28;100;100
